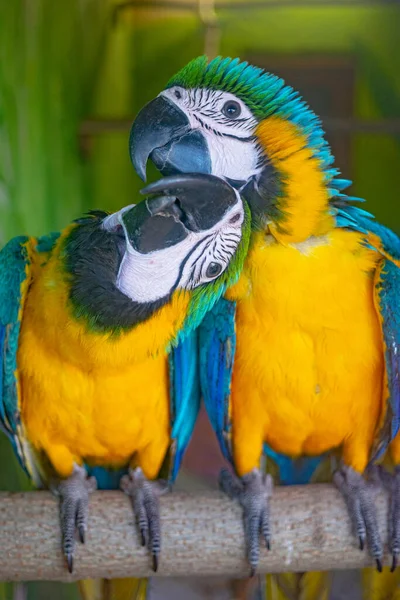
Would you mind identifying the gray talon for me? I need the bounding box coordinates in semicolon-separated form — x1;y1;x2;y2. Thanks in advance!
121;467;168;572
376;464;400;571
334;465;382;567
219;468;273;574
51;465;97;573
67;554;73;574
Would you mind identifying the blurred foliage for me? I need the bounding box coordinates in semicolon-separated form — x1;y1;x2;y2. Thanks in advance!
0;0;111;243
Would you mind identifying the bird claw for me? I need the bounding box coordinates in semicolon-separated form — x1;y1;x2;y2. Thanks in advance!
391;554;398;573
334;465;383;568
120;467;168;572
219;468;273;575
374;464;400;571
51;465;97;573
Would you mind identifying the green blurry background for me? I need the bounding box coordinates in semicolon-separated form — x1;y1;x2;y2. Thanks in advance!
0;0;399;598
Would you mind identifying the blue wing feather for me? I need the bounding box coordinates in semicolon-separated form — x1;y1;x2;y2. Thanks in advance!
0;325;5;426
0;236;33;474
371;259;400;460
169;329;201;482
199;297;236;463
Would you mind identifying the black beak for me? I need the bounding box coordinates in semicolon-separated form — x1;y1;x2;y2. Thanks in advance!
129;95;211;181
122;173;239;254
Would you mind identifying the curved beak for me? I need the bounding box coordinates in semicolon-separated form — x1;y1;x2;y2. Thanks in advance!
129;95;211;181
121;173;239;254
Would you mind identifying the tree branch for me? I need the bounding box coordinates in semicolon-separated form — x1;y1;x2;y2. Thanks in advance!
0;485;390;582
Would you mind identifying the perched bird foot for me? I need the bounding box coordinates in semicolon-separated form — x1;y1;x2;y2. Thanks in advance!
376;465;400;571
219;467;273;576
334;465;382;571
120;467;168;572
51;465;97;573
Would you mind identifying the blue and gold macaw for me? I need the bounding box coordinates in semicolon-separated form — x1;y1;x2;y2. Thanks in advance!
129;56;400;598
0;172;250;599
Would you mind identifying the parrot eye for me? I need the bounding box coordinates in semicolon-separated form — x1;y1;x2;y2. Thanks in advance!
206;262;223;278
174;89;182;100
222;100;241;119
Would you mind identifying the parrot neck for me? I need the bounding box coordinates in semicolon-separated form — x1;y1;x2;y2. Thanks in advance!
46;221;190;359
62;219;174;333
256;117;335;244
25;245;190;369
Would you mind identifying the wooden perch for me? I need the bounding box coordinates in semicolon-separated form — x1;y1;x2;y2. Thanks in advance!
0;485;392;582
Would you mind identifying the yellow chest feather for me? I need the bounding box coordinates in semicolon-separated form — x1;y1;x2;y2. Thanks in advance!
227;229;385;473
18;244;189;479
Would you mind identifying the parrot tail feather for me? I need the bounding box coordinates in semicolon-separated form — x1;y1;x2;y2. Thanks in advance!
78;578;148;600
362;567;400;600
261;572;330;600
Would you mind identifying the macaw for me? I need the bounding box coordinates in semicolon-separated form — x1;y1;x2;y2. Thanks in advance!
129;56;400;598
0;172;251;599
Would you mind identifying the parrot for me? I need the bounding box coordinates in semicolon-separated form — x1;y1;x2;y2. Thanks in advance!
0;171;251;599
128;55;400;599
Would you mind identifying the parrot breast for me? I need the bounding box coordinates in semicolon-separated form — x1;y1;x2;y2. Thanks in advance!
226;228;385;476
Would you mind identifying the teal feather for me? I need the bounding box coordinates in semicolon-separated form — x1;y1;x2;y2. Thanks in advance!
169;330;200;481
331;178;352;192
371;259;400;460
0;236;32;476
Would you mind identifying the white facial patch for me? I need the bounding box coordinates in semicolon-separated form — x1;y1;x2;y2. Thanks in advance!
110;196;244;304
204;129;261;182
161;87;263;183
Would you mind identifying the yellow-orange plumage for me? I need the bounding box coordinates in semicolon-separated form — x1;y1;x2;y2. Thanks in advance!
228;228;383;475
255;118;335;243
18;229;190;480
225;117;385;477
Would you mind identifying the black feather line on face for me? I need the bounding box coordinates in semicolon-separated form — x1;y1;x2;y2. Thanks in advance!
192;113;256;143
63;216;171;333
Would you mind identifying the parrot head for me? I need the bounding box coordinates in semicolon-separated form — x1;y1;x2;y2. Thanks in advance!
65;172;250;339
130;56;342;240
